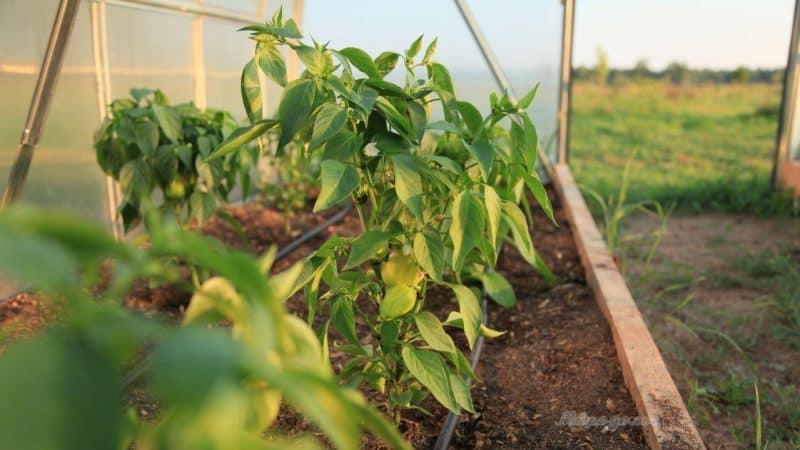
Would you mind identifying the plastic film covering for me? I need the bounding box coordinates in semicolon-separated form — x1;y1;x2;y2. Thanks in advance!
0;0;112;225
106;4;195;104
465;0;564;162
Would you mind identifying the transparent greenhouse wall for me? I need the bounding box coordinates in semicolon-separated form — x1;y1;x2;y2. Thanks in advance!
0;0;112;226
465;0;563;162
0;0;299;230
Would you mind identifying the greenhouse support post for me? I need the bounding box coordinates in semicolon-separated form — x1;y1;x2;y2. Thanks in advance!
774;0;800;189
557;0;575;164
1;0;81;207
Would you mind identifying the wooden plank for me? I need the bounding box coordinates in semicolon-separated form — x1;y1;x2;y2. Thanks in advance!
778;160;800;197
552;163;705;450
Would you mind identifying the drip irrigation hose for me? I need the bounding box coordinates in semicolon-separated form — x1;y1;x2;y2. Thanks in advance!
122;203;354;389
433;254;502;450
276;204;353;260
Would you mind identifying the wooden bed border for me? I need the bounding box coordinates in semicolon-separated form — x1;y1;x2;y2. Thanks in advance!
551;163;705;450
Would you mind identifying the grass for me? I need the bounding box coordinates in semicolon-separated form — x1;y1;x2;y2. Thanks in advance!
572;80;800;446
570;81;797;216
623;222;800;447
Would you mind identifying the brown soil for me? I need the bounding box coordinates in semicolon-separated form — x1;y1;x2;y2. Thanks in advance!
430;192;647;449
0;191;650;449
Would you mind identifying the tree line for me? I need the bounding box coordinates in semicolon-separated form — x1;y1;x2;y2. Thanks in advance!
573;47;785;85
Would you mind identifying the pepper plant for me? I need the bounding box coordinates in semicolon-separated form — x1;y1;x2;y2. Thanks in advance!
94;89;258;231
0;207;409;450
207;9;556;423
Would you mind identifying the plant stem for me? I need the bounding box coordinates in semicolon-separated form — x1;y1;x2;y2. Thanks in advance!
353;197;369;233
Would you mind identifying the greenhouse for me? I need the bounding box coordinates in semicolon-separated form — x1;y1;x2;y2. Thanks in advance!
0;0;798;449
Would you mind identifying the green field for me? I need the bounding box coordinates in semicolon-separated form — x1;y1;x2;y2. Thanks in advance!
569;81;794;216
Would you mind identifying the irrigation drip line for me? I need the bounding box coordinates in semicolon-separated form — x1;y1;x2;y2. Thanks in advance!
122;203;353;389
433;255;502;450
276;204;353;260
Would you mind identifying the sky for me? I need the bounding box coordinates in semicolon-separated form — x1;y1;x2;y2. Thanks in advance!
303;0;796;71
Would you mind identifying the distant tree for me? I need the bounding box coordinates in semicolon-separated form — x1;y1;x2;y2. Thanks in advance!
732;66;751;83
572;65;592;82
664;61;689;85
633;58;651;81
594;47;609;85
772;68;785;84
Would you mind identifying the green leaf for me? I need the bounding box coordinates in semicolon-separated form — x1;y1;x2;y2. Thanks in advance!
0;335;123;450
241;58;263;123
95;139;126;176
428;62;454;94
189;191;216;223
375;97;413;137
502;201;556;284
331;297;359;344
152;104;182;143
426;120;461;135
517;83;539;109
253;367;363;450
448;370;475;413
481;271;515;307
521;113;539;170
467;139;494;180
456;101;483;136
130;87;154;102
413;231;444;282
206;119;277;161
423;37;438;63
521;170;556;224
153;327;242;408
118;160;153;200
400;346;459;413
450;284;482;349
260;18;302;39
449;191;485;271
310;103;347;150
389;154;423;220
256;40;288;87
134;120;159;158
295;44;328;76
314;160;359;212
345;231;392;269
175;144;193;168
278;79;316;150
152;144;177;186
483;185;502;251
374;51;400;78
380;284;416;320
406;35;424;59
365;79;409;98
414;312;456;354
321;130;362;161
406;100;427;140
339;47;380;78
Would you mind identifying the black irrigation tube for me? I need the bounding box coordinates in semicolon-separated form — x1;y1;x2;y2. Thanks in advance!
433;264;496;450
121;203;354;389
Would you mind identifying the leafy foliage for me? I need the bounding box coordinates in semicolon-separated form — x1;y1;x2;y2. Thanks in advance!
210;9;556;422
0;207;409;450
94;89;259;231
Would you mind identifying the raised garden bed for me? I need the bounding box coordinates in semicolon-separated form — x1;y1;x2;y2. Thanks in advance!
0;166;703;449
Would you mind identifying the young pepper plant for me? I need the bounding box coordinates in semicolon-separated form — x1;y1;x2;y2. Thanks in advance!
94;89;258;232
0;207;409;450
207;9;555;423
